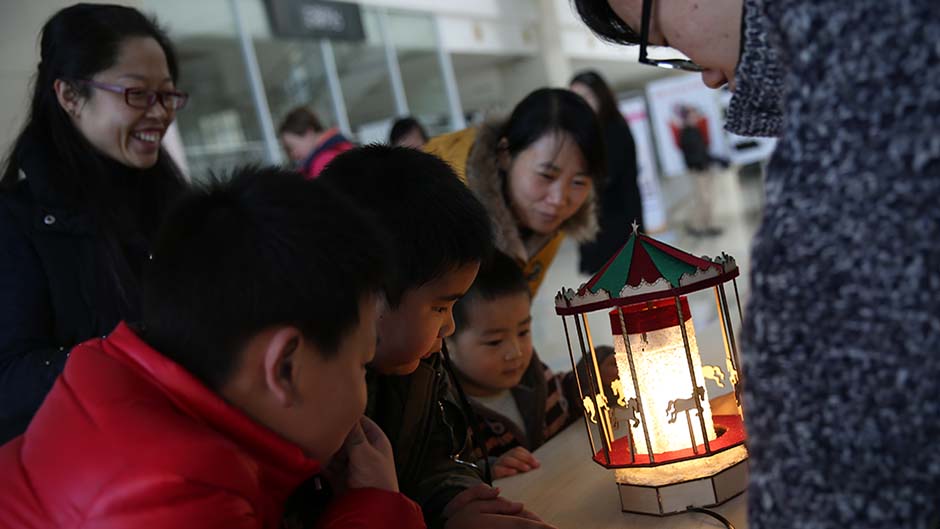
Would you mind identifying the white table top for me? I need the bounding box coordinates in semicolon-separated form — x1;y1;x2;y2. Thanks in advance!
495;395;748;529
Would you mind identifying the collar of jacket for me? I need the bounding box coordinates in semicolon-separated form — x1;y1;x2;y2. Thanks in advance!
103;322;321;494
724;0;784;138
465;119;599;263
475;352;549;449
301;127;351;173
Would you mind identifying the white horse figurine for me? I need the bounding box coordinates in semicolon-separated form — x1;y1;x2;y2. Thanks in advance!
666;387;705;423
583;393;611;424
624;397;641;427
583;396;597;423
702;365;726;388
611;378;628;407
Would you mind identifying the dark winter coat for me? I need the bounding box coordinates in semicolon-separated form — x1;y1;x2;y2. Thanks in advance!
678;124;711;172
0;134;180;443
579;119;642;274
726;0;940;526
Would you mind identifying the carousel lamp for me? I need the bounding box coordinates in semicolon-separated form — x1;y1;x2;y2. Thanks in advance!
555;222;747;516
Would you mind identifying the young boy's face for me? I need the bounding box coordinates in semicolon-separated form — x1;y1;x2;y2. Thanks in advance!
277;295;379;462
371;262;480;375
450;291;533;395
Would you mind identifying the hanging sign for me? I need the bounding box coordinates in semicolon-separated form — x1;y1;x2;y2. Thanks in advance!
265;0;365;41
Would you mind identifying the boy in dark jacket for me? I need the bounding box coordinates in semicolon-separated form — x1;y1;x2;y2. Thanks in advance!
445;251;583;479
319;147;554;529
0;168;424;529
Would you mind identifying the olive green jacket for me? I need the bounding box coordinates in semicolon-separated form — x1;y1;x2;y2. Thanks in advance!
366;354;484;529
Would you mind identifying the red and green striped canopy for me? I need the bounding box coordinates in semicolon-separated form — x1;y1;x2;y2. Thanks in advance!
556;229;738;315
581;232;724;296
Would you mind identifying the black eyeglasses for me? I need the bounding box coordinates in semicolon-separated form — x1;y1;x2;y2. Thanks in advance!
76;80;189;111
638;0;703;72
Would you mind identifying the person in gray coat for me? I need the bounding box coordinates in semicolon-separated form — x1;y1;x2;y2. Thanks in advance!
571;0;940;527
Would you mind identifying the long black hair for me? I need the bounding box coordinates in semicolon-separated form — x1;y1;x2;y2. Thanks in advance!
500;87;606;187
0;3;185;230
570;70;628;129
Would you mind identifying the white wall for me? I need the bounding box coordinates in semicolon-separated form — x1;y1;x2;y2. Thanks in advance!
435;15;539;56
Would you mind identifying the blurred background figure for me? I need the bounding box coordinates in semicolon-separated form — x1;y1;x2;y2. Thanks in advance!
0;3;187;443
389;116;429;149
675;104;722;237
569;70;642;275
278;106;353;179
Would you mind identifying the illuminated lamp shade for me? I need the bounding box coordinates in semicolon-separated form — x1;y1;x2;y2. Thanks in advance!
555;224;748;516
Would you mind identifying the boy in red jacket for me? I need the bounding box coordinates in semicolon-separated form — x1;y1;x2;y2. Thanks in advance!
0;167;424;529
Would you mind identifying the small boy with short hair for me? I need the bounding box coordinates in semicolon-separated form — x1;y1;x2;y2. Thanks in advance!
446;251;583;479
319;147;554;529
0;168;424;529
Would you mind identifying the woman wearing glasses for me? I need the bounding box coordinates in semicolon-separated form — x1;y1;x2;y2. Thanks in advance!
425;88;603;296
0;4;187;443
575;0;940;527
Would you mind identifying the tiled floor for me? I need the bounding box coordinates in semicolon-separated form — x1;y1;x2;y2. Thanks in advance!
530;166;764;398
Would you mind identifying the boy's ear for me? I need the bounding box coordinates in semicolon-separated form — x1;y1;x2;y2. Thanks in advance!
261;327;303;407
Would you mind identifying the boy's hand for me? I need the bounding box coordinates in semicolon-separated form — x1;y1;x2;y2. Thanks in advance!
342;416;399;492
492;447;540;478
443;485;556;529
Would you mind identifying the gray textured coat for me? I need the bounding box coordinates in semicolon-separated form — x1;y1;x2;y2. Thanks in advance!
727;0;940;527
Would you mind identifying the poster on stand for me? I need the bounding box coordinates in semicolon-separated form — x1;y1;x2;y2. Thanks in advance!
619;97;667;234
645;74;730;179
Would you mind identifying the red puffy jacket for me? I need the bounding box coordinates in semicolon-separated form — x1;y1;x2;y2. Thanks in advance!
0;323;425;529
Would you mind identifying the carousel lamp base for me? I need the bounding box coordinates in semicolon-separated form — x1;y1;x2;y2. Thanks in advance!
617;459;748;516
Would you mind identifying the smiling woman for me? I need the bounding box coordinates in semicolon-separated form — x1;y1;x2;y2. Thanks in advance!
0;4;187;443
426;88;605;296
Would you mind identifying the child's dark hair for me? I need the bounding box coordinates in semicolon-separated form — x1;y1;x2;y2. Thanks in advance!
319;145;494;306
388;117;428;145
453;251;530;331
142;166;387;389
576;345;616;400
